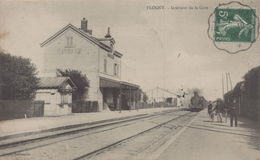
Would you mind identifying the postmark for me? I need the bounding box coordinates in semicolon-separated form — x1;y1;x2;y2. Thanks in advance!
208;1;259;54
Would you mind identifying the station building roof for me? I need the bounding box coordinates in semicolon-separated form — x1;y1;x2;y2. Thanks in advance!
38;77;77;90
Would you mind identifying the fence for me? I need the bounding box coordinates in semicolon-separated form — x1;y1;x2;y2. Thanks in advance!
72;101;98;113
0;100;44;120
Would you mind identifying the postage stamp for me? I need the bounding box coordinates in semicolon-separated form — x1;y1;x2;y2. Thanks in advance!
215;8;256;42
208;1;259;54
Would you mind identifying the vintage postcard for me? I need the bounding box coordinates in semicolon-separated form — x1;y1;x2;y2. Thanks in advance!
0;0;259;160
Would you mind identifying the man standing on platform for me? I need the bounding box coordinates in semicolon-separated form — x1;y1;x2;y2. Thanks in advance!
230;99;238;127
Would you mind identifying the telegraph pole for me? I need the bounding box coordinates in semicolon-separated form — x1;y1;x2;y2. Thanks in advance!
228;72;233;90
226;72;229;92
152;89;154;107
222;73;225;97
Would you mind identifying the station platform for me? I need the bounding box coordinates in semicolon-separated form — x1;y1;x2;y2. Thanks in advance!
0;107;177;139
155;109;260;160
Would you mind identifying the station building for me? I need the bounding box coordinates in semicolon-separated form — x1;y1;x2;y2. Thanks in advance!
40;18;140;112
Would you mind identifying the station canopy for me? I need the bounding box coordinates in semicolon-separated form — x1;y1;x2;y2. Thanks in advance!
100;77;139;90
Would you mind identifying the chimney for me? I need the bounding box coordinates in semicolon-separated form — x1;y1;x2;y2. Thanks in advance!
81;18;88;32
105;27;111;38
81;18;93;35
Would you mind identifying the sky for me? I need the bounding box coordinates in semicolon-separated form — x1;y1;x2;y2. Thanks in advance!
0;0;259;100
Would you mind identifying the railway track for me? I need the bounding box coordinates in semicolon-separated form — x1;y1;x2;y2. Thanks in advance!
73;111;195;160
0;108;188;158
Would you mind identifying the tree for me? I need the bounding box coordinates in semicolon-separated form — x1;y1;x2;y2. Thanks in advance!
243;65;260;99
142;92;148;103
243;65;260;84
57;69;89;101
0;52;39;100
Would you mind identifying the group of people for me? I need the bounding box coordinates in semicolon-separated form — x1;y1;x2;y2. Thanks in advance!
207;99;238;127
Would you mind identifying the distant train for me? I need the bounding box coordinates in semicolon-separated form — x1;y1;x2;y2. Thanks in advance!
189;91;207;111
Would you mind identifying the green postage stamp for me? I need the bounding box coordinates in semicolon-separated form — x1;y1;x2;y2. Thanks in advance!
208;1;259;54
215;8;256;43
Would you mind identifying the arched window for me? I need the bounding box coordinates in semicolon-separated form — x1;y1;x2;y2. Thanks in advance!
104;59;107;73
66;36;73;48
114;63;118;76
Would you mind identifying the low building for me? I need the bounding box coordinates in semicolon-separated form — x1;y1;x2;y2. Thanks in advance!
40;18;139;111
35;77;77;116
146;87;178;105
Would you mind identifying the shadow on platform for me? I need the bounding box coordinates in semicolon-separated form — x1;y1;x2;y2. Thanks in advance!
237;117;260;151
197;115;260;151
